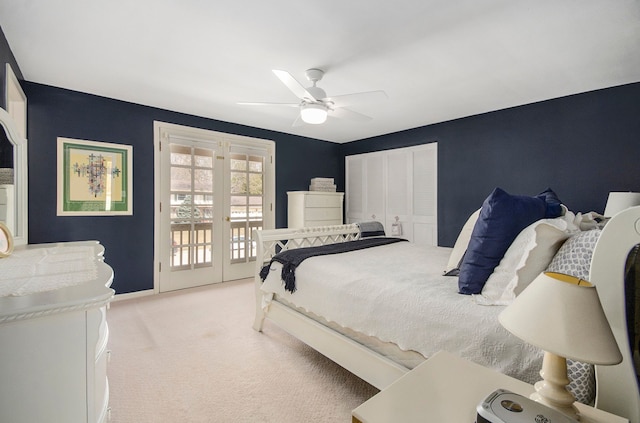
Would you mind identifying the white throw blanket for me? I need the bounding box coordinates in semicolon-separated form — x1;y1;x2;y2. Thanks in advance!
261;241;542;384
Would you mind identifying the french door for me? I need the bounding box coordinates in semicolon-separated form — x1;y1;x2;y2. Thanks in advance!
154;122;275;293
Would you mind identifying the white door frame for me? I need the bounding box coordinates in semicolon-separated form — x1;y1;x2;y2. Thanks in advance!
153;121;275;293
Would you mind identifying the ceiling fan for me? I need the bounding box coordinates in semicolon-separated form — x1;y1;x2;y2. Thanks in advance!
239;68;387;125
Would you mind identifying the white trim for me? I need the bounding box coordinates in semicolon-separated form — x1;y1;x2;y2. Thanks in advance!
112;289;155;302
0;107;27;246
4;63;26;139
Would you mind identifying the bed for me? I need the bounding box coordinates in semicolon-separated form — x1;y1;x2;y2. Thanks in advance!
252;202;640;422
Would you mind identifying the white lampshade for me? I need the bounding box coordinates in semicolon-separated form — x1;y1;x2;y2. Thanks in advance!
500;272;622;419
499;272;621;365
300;103;328;124
604;192;640;217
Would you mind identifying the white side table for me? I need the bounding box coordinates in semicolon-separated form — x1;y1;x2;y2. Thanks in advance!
352;351;628;423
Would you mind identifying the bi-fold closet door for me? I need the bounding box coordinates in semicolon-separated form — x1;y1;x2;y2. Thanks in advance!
345;143;437;246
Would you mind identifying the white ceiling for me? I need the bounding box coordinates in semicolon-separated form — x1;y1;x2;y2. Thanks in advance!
1;1;639;143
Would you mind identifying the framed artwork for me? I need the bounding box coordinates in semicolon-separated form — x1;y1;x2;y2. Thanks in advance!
57;137;133;215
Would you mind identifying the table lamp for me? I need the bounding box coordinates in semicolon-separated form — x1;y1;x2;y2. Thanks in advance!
604;192;640;217
499;272;622;420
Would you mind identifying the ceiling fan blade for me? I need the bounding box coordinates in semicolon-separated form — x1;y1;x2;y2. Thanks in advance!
331;107;373;122
292;114;305;127
272;69;318;101
326;90;387;108
238;102;299;107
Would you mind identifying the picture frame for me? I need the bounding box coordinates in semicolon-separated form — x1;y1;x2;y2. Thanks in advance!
57;137;133;216
0;222;14;257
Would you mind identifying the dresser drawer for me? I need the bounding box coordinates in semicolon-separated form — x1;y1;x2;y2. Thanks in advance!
305;194;343;208
305;207;342;221
305;219;342;227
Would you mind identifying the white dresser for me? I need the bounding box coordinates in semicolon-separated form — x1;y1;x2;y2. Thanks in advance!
287;191;344;228
0;241;114;423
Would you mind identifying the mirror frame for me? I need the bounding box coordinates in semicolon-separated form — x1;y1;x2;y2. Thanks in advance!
0;107;28;246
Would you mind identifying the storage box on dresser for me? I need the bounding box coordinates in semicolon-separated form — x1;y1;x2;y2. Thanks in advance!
287;191;344;228
0;241;114;423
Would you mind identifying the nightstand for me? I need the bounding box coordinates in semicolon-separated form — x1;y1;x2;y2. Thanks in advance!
352;351;628;423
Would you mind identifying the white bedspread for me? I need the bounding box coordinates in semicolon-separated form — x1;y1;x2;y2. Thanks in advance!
260;241;542;384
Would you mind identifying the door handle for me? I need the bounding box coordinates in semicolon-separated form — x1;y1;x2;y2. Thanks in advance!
225;216;231;222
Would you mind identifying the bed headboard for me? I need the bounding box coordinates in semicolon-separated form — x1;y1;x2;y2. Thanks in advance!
590;205;640;422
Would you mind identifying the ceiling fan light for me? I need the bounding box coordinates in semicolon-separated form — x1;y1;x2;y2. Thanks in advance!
300;103;328;124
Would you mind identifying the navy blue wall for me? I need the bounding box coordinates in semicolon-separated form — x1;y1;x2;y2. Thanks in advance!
339;82;640;247
24;82;340;294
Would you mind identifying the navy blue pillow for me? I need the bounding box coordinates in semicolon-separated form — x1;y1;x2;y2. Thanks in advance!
537;188;564;218
458;188;547;294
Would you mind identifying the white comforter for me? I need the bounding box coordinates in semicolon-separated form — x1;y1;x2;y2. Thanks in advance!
260;241;542;384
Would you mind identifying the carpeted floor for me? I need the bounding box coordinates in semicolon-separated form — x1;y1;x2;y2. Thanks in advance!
107;279;378;422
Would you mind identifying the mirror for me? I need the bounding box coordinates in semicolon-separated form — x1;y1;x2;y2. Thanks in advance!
0;107;27;246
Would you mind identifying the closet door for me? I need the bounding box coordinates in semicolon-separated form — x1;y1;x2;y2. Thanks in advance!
410;144;438;245
345;143;437;245
345;154;385;224
345;156;364;223
385;150;411;238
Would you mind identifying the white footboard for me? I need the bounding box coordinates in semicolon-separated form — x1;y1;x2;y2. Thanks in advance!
252;224;409;390
252;224;360;332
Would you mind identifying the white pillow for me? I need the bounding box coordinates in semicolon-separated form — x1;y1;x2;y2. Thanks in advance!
445;208;480;272
474;217;571;305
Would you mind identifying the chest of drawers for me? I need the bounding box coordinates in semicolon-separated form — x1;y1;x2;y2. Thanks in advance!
287;191;344;228
0;241;114;423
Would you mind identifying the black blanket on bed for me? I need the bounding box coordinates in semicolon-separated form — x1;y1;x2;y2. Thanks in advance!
259;237;407;293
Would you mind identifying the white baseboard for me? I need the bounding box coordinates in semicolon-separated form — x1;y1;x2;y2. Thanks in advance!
112;289;155;302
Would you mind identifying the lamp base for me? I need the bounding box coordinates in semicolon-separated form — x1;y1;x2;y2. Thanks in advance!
531;351;580;421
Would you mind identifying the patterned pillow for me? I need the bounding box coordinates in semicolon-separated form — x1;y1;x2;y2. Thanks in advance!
546;229;602;280
567;359;596;405
546;229;602;406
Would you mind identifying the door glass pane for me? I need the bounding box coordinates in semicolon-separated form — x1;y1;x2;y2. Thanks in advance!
170;144;214;270
228;152;265;264
230;172;247;195
249;173;262;195
249;156;263;172
171;167;192;191
230;155;247;171
193;148;213;167
194;169;213;192
171;146;192;165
